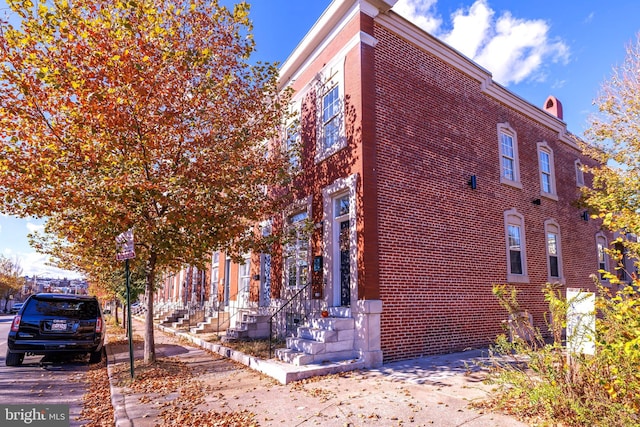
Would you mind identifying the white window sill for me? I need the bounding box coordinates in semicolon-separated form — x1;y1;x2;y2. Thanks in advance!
500;178;523;189
507;274;530;284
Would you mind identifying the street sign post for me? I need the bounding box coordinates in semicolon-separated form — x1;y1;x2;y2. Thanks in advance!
116;229;135;379
116;229;135;261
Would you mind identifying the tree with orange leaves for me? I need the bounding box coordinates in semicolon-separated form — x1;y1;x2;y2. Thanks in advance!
0;0;292;363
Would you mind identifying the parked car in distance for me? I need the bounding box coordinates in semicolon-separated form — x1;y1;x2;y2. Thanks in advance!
6;293;105;366
8;302;23;314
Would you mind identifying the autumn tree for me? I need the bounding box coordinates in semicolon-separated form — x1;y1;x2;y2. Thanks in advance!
0;255;25;311
582;33;640;268
0;0;292;363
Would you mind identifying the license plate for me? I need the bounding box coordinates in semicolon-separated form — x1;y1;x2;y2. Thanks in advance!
51;321;67;331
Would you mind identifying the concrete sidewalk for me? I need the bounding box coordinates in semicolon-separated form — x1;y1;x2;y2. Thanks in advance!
106;320;527;426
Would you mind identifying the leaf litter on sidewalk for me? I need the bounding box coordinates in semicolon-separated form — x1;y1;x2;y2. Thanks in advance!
108;326;259;426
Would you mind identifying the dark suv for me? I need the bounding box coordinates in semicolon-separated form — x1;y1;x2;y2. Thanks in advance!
6;293;105;366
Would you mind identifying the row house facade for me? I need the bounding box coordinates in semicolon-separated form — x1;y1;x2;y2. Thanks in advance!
156;0;612;366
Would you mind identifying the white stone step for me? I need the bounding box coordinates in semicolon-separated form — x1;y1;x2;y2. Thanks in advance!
309;317;355;331
286;337;325;354
311;349;359;364
275;348;314;366
297;327;337;342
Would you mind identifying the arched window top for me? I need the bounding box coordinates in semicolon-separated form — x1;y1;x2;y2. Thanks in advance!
497;123;522;189
538;142;558;200
504;209;528;283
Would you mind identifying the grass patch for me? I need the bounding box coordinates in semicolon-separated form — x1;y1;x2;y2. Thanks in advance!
197;332;285;359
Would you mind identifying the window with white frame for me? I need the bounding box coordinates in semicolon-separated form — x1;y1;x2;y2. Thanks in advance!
322;85;340;150
575;159;585;187
538;142;558;199
238;255;251;293
285;121;301;169
596;233;608;281
211;252;220;286
284;100;301;169
211;252;219;301
284;210;309;288
498;124;521;188
545;220;563;281
504;209;529;282
316;63;345;162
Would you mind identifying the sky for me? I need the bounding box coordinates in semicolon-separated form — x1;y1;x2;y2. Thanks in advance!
1;0;639;278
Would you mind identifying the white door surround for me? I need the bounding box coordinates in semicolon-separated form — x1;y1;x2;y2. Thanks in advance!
322;173;358;309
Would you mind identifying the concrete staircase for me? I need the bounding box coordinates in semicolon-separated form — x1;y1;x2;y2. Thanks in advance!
190;312;230;335
275;312;358;366
158;309;188;327
171;310;205;330
222;311;270;342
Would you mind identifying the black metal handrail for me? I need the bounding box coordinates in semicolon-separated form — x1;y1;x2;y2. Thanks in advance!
269;282;321;358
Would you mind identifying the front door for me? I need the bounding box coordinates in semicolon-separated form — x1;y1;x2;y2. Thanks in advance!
260;254;271;307
339;220;350;306
332;193;351;307
223;259;231;307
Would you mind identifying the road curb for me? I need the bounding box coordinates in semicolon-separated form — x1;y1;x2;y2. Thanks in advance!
105;338;133;427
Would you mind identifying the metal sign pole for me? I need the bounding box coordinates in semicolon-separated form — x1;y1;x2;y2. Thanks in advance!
117;228;136;380
126;258;134;379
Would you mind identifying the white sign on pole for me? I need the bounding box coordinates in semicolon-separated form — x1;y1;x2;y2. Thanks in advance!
116;229;135;261
566;288;595;355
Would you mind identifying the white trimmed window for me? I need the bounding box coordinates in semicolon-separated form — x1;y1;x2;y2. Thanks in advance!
504;209;529;282
238;255;251;293
538;142;558;200
322;85;340;150
283;99;301;170
210;252;220;301
596;233;608;281
498;123;521;188
316;62;346;162
285;121;301;169
545;220;564;282
575;160;585;187
284;210;309;288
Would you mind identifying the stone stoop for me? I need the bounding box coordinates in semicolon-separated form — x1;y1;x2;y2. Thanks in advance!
171;310;205;329
158;309;188;326
153;307;173;321
222;312;271;342
190;313;230;335
275;316;358;366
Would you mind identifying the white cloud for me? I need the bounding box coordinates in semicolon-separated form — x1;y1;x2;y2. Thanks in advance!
394;0;570;86
442;0;493;59
584;12;594;24
26;221;44;234
393;0;441;34
15;251;82;279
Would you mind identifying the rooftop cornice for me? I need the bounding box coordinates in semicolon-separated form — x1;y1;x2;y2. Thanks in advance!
278;0;397;91
376;11;579;149
278;0;580;150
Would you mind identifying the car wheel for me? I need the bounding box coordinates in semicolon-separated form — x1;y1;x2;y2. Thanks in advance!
5;350;24;367
89;348;103;364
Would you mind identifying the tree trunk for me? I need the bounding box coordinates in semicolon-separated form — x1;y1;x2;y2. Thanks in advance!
143;254;157;364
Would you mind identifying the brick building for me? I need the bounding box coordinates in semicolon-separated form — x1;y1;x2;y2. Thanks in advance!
156;0;610;367
268;0;609;365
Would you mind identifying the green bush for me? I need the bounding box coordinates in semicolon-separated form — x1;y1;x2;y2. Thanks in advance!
485;282;640;426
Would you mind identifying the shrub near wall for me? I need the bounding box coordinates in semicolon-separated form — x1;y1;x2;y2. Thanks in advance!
484;283;640;427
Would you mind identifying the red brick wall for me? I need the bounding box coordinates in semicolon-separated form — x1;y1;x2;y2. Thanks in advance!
371;23;605;361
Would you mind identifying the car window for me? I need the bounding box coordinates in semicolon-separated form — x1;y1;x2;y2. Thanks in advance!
24;298;98;319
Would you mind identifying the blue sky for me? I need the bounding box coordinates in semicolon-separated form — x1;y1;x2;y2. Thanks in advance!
1;0;639;278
